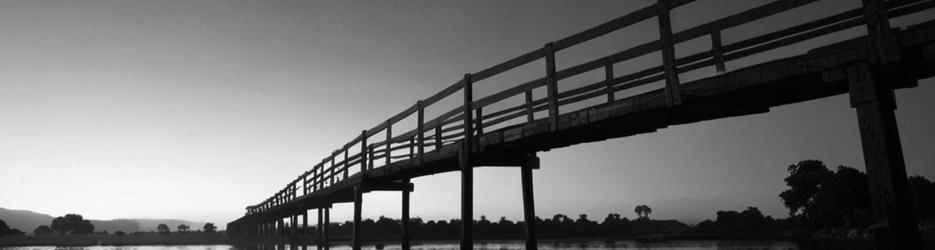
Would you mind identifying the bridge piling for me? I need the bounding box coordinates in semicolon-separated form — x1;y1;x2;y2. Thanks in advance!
401;178;412;250
353;186;363;250
521;154;539;250
324;206;331;250
317;207;323;250
460;73;475;250
847;63;922;250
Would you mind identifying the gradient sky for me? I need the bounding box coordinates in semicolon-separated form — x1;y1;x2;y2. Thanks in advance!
1;0;933;227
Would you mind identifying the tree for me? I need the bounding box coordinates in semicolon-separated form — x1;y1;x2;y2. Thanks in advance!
157;224;170;234
779;160;832;217
0;218;11;237
33;225;54;236
177;224;189;233
50;214;95;235
634;205;652;220
203;223;217;233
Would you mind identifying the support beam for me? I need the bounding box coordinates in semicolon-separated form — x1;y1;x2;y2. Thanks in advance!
303;210;309;238
460;73;474;250
324;207;330;250
847;63;921;250
317;208;323;250
353;186;363;250
521;154;538;250
401;178;412;250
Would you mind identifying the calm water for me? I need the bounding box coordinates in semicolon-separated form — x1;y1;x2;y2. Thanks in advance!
0;240;801;250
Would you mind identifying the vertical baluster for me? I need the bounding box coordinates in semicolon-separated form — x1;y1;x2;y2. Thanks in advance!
710;29;726;73
525;90;534;122
657;0;681;106
386;120;392;166
604;64;615;103
417;101;425;164
544;43;559;130
360;130;368;173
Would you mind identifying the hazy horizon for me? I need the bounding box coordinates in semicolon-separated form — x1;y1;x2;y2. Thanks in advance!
2;0;934;228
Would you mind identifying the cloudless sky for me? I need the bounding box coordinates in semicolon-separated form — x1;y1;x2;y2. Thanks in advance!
1;0;933;227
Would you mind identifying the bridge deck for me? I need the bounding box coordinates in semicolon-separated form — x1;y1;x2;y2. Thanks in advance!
239;17;935;221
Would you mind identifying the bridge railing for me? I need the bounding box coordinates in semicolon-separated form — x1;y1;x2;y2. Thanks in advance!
245;0;935;215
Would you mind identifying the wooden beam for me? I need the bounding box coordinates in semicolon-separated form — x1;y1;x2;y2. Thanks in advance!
401;178;412;250
521;154;538;250
847;63;921;250
460;73;474;250
658;0;682;106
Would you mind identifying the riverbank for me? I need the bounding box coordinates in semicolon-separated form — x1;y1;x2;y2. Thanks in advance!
0;233;230;246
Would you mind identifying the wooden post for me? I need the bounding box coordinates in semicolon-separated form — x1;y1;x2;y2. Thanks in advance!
368;146;375;170
521;154;538;250
352;186;363;250
710;29;726;73
401;178;412;250
324;206;330;250
386;120;392;166
317;207;323;250
417;101;425;165
544;43;559;130
361;130;368;173
292;214;298;238
435;126;442;149
657;0;682;106
862;0;899;64
303;209;309;238
460;73;474;250
848;63;921;250
604;64;615;103
525;90;534;122
343;149;348;180
475;107;484;136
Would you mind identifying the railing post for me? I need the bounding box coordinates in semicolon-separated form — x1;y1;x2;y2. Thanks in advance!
435;126;442;149
343;149;349;179
604;64;615;103
360;130;368;173
657;0;682;106
460;73;474;250
525;90;534;122
710;29;726;73
862;0;899;64
386;120;392;166
544;42;559;130
368;146;374;170
474;107;484;136
417;101;425;165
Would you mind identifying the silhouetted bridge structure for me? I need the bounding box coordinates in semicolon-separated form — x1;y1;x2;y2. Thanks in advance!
228;0;935;249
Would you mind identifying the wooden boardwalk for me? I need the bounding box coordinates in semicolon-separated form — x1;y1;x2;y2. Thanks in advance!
228;1;935;249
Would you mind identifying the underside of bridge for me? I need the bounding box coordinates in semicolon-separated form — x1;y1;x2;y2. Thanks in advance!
228;1;935;249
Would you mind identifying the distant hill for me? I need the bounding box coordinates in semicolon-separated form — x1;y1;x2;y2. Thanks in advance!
0;207;203;234
0;208;53;233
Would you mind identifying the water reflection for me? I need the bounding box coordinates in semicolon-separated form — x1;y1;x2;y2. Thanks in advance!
0;240;801;250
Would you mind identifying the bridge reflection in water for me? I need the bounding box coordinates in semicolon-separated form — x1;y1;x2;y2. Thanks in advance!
227;0;935;249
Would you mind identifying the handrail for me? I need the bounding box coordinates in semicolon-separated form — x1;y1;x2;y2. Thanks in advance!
246;0;935;215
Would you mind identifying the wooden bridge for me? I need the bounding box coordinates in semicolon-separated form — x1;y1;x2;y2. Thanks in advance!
227;0;935;249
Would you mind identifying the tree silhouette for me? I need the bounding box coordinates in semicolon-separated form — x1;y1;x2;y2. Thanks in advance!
634;205;652;220
0;219;11;237
50;214;94;235
203;223;217;233
33;225;54;235
177;224;190;233
157;224;170;234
